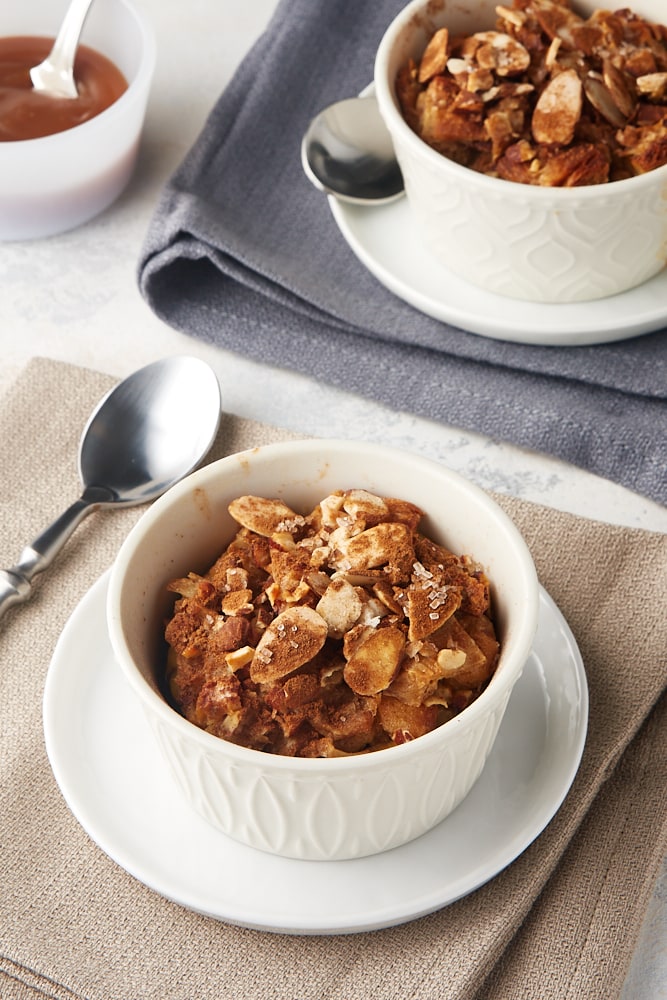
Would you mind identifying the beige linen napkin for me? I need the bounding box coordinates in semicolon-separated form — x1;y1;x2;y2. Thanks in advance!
0;358;665;1000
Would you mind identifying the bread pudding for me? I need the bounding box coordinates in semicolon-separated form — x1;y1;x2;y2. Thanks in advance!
396;0;667;185
164;489;499;758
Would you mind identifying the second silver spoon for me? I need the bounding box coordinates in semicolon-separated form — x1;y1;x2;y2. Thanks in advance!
0;356;221;621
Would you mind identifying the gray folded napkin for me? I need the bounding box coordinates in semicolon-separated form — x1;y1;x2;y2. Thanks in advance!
138;0;667;501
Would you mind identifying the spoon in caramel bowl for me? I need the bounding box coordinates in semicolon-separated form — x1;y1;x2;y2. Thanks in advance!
30;0;97;98
0;357;221;621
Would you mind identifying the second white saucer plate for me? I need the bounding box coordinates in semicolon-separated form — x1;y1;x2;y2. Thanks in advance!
329;194;667;346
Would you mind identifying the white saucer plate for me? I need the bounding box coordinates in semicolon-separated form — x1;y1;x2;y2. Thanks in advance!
329;194;667;347
43;572;587;935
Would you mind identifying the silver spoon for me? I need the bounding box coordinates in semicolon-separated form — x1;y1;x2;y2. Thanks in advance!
0;356;221;620
301;95;404;205
30;0;96;99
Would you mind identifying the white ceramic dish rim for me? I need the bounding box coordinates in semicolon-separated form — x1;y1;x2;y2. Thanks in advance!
373;0;667;201
0;0;156;156
107;439;540;777
45;574;587;933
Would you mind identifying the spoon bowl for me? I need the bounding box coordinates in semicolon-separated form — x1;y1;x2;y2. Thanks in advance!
30;0;97;99
301;95;404;205
0;356;221;620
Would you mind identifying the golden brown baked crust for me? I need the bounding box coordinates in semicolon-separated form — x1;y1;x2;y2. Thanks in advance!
396;0;667;185
164;490;500;757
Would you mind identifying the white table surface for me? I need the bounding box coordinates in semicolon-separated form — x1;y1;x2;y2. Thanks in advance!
1;1;665;995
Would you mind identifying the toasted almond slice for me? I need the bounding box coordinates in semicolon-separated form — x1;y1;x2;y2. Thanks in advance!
250;606;327;684
340;488;389;525
343;625;405;695
473;31;530;77
495;4;525;28
166;572;216;603
405;579;461;642
602;59;636;121
343;521;414;574
419;26;450;83
316;578;363;638
544;37;561;70
372;580;404;615
636;72;667;102
318;491;346;529
532;69;582;145
583;75;626;128
228;496;304;538
435;648;467;672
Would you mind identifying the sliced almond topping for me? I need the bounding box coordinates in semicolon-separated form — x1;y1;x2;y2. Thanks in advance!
473;31;531;77
495;4;526;28
532;69;582;145
636;72;667;101
343;625;406;695
544;37;561;70
602;59;636;121
166;487;500;756
405;579;461;642
343;522;414;577
250;606;327;684
318;491;346;529
228;495;304;538
583;75;626;128
316;578;363;638
418;26;450;83
435;648;467;673
372;580;404;615
340;488;390;525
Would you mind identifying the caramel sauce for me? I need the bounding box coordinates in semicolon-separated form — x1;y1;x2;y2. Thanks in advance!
0;36;128;142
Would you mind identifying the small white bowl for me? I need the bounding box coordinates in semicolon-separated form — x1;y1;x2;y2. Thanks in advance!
374;0;667;303
107;440;540;861
0;0;155;241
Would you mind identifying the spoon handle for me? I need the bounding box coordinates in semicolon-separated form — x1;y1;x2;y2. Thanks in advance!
0;497;95;620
